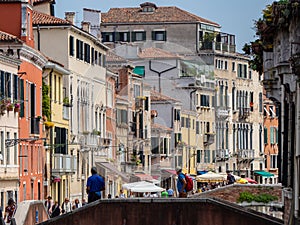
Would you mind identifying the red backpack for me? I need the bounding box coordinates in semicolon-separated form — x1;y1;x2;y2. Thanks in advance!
185;174;193;192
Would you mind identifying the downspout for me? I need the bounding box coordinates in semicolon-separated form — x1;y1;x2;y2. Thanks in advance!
295;83;300;219
188;89;197;174
37;25;40;51
149;59;178;93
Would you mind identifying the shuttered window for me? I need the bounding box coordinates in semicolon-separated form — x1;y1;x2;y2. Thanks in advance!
264;127;268;144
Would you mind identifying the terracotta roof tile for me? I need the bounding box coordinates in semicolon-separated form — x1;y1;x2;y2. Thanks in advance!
106;51;128;63
138;47;180;59
102;5;219;27
32;10;70;25
150;90;179;102
0;30;22;43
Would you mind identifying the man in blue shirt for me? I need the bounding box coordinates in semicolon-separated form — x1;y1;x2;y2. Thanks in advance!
176;166;187;198
86;167;105;203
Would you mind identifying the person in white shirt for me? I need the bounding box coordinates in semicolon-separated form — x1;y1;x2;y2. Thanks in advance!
61;198;72;214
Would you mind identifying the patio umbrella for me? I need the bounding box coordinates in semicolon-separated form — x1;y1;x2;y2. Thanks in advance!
244;177;258;184
236;178;248;184
196;171;225;182
130;183;164;193
220;173;241;181
122;181;150;190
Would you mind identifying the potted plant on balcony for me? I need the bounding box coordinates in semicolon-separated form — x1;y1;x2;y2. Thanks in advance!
63;97;72;107
14;102;20;112
6;101;14;111
44;121;55;128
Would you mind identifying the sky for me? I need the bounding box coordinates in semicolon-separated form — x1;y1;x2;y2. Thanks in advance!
55;0;274;53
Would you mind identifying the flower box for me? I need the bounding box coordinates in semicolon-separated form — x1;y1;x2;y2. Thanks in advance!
44;121;55;128
7;104;14;111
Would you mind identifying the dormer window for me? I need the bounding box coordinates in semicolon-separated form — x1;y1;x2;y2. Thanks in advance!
140;2;157;13
143;7;154;12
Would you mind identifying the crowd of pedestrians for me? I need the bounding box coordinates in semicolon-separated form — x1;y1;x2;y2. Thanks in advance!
44;196;87;218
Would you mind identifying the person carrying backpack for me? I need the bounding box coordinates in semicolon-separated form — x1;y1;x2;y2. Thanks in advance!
176;166;187;198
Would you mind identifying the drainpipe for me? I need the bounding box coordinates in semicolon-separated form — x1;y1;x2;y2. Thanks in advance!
295;83;300;218
188;89;197;174
37;25;40;51
149;60;178;93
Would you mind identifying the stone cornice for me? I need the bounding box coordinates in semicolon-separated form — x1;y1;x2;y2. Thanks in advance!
0;53;21;67
19;45;47;69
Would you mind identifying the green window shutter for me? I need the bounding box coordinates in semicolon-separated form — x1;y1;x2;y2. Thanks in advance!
127;32;131;42
197;150;201;163
0;71;4;95
275;128;278;143
270;127;274;144
13;74;18;101
115;32;120;42
131;32;136;42
20;79;24;117
142;31;146;41
69;36;74;56
163;31;167;41
152;31;155;40
264;127;268;144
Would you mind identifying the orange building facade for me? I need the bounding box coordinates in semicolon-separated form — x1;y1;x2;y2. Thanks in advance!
263;94;279;183
0;0;47;201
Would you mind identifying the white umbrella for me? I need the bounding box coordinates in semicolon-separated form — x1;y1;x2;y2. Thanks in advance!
196;171;225;182
122;181;150;190
220;173;241;181
130;183;164;193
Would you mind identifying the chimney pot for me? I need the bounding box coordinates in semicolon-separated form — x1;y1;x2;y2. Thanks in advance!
81;21;91;33
65;12;76;25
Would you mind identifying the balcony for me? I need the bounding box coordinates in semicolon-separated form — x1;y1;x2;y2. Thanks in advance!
237;149;255;161
52;154;76;174
199;36;236;53
203;133;215;145
215;149;230;161
239;108;250;119
216;107;229;118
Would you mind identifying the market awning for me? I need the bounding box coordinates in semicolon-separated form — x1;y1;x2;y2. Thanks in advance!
254;170;274;177
133;173;154;181
133;66;145;76
162;169;177;175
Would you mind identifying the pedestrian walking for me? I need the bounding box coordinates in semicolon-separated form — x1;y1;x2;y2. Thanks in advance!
44;196;53;216
119;190;126;198
4;198;16;225
86;167;105;203
167;186;174;197
81;198;87;206
61;198;72;214
176;166;187;198
73;198;82;209
226;170;236;185
50;201;61;218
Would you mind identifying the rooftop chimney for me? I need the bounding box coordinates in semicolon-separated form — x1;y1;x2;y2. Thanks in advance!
65;12;75;25
81;21;91;33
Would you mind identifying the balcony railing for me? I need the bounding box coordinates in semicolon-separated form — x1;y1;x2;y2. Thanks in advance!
52;154;76;174
204;133;215;145
215;149;230;161
216;107;229;118
199;41;236;53
237;149;255;160
239;107;250;119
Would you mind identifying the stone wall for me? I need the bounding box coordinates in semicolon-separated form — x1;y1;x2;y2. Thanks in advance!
37;198;283;225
